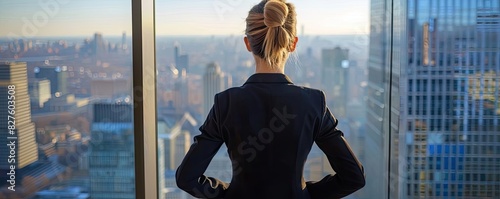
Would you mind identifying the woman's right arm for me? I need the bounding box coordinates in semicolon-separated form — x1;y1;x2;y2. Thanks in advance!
306;106;366;199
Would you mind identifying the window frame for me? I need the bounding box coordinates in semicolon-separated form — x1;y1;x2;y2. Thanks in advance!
132;0;158;198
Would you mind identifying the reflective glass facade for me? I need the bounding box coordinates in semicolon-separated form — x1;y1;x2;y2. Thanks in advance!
402;0;500;198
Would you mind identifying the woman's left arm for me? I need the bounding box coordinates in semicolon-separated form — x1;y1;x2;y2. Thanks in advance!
176;95;229;198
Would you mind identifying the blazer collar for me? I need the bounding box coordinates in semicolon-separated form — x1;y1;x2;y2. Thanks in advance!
244;73;294;85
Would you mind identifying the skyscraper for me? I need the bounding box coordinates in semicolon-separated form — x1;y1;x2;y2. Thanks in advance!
94;32;106;58
158;112;197;199
321;47;350;117
122;31;127;50
0;62;39;170
203;62;224;117
34;65;68;96
89;103;135;199
29;79;51;109
174;44;189;73
402;0;500;198
173;69;189;113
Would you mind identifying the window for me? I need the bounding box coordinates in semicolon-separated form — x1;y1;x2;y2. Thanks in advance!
0;0;136;198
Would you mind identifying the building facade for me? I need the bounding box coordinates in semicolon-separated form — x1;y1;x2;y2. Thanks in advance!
321;47;350;117
174;44;189;73
29;78;51;109
203;62;225;118
402;0;500;198
0;62;38;170
34;65;68;96
158;112;198;199
89;103;135;199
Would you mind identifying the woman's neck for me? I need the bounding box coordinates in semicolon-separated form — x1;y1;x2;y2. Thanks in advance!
254;56;285;74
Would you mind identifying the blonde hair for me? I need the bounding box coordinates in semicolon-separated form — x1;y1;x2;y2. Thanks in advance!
245;0;297;68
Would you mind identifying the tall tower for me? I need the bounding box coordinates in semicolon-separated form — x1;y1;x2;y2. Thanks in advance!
174;44;189;73
321;47;350;117
0;62;38;170
158;112;196;199
89;103;135;199
34;64;68;96
203;62;224;117
94;32;106;58
29;79;51;109
174;43;180;63
174;69;189;113
122;32;127;47
402;0;500;198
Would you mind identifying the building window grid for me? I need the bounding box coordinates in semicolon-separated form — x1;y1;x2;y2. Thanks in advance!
406;0;499;198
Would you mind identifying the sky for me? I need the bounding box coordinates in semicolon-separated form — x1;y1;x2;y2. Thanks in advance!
0;0;369;37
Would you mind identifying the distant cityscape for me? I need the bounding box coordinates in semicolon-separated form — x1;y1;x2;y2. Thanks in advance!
0;32;369;199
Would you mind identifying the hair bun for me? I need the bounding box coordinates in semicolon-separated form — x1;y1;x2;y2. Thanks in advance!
263;0;289;28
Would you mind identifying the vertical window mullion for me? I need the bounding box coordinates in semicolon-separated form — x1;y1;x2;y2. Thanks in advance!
132;0;158;198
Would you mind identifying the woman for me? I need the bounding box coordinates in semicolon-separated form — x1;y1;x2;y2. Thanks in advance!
176;0;365;198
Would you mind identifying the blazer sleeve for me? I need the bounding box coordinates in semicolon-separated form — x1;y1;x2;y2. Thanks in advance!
176;94;229;198
306;93;366;199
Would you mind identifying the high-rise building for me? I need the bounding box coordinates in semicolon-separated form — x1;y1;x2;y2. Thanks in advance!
0;62;39;170
203;62;224;117
174;44;189;73
402;0;500;198
29;78;51;109
89;103;135;199
158;112;197;199
158;112;196;171
34;65;68;96
122;31;127;50
321;47;350;117
173;70;189;113
94;33;106;57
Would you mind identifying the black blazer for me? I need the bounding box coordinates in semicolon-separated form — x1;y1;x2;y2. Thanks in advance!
176;73;365;199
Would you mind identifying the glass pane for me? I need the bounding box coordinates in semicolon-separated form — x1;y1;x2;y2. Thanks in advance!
0;1;135;199
366;0;398;198
155;0;378;199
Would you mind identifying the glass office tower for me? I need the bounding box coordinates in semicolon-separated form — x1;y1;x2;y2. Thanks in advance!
90;103;135;198
402;0;500;198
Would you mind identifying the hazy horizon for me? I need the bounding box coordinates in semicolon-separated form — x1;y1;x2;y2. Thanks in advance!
0;33;369;39
0;0;369;37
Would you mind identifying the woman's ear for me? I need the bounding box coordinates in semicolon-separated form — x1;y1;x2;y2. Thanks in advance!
244;37;252;52
290;37;299;52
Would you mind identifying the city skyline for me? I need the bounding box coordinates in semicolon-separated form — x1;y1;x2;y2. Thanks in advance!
0;0;369;37
0;28;371;198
